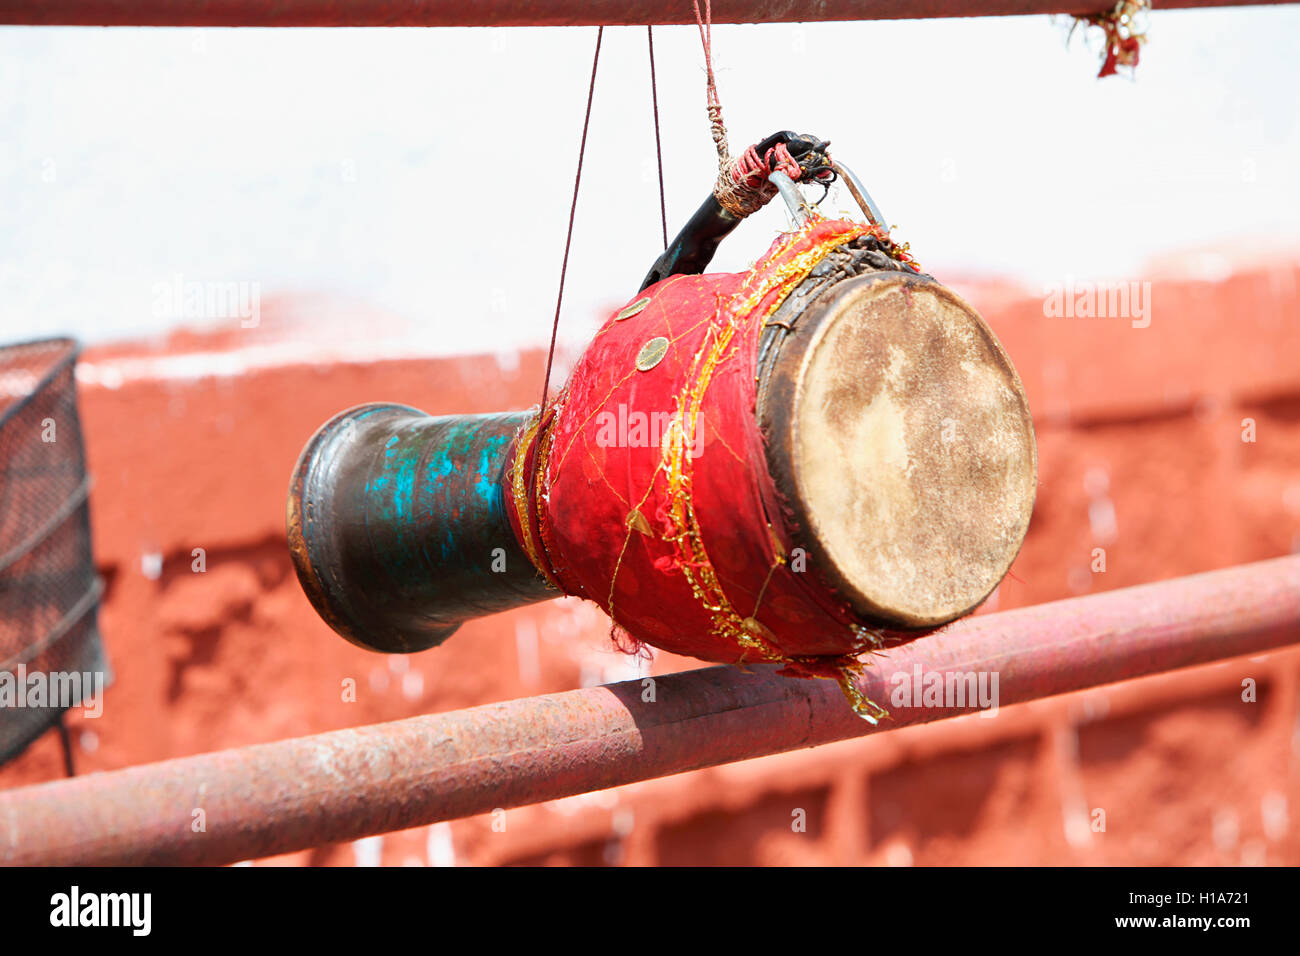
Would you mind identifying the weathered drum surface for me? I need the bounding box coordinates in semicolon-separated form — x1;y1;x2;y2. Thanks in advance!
759;264;1037;629
288;221;1037;664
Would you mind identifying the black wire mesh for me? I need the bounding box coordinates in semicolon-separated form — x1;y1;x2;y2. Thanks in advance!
0;337;108;766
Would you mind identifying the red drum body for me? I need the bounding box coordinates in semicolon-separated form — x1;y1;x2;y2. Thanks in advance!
509;218;1037;676
290;217;1038;715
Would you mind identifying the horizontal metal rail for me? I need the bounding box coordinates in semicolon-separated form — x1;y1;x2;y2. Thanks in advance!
2;555;1298;866
0;0;1290;27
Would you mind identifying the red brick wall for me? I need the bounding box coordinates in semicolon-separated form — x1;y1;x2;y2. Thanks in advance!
2;263;1298;865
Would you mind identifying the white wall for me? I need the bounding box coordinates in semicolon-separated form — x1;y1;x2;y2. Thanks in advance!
2;10;1298;355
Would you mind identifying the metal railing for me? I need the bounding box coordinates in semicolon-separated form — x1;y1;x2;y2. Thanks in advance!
2;555;1296;866
0;0;1287;27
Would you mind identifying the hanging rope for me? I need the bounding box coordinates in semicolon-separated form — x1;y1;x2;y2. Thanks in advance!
540;26;604;413
691;1;802;220
692;0;728;171
647;26;668;249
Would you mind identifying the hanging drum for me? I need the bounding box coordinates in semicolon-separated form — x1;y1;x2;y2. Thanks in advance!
287;157;1037;718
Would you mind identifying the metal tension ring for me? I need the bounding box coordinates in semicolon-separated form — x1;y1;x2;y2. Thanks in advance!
767;160;888;232
767;169;812;225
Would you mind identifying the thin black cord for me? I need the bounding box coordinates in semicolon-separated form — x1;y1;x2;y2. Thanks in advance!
540;26;604;412
648;25;668;248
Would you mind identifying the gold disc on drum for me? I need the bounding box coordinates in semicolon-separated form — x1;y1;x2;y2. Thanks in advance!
761;271;1037;628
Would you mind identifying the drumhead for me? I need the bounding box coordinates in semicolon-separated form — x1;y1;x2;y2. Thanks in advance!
761;270;1037;628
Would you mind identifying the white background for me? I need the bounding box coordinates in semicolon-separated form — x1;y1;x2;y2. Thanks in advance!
2;9;1298;356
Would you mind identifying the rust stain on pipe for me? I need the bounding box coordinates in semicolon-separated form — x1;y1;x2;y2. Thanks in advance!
0;0;1288;27
2;555;1298;866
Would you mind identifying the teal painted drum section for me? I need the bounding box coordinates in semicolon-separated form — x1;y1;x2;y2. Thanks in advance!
287;404;554;654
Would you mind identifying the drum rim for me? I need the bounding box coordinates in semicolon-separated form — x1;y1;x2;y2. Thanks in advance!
768;269;1038;628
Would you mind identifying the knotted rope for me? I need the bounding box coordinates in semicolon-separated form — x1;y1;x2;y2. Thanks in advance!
691;0;801;219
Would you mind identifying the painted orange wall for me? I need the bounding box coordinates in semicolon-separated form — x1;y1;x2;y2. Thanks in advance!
3;262;1298;865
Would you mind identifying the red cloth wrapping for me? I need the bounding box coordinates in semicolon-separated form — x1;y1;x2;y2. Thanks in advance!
509;218;929;709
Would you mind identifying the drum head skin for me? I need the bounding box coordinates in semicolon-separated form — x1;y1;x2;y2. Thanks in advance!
762;270;1037;628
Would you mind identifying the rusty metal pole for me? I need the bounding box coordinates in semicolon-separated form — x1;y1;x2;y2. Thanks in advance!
0;0;1288;27
2;555;1298;866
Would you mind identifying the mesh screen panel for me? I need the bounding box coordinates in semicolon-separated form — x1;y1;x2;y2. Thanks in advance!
0;337;108;766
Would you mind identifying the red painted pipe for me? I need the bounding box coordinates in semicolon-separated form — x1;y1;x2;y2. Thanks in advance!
2;555;1298;866
0;0;1288;27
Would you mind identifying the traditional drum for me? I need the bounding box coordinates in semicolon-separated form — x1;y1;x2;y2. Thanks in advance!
288;213;1037;717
